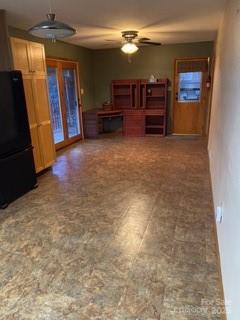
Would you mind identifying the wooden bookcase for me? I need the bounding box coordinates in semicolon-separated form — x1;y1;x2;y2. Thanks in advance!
112;79;168;137
141;79;167;136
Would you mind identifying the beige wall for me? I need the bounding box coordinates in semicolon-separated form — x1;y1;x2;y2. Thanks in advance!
208;0;240;319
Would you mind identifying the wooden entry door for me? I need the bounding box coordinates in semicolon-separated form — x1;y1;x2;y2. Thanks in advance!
46;59;83;150
173;58;208;135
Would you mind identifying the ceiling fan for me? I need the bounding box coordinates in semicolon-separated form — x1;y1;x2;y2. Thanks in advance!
121;30;161;54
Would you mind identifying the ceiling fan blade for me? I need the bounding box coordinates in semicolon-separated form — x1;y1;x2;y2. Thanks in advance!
138;37;150;41
139;40;162;46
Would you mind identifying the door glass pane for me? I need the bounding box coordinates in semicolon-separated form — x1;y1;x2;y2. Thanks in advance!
63;69;80;138
47;67;64;144
178;72;202;102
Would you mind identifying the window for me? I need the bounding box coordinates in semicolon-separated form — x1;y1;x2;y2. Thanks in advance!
178;72;202;102
47;67;64;144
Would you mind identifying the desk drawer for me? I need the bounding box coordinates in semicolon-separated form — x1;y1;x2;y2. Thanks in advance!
124;127;144;137
144;109;165;116
125;118;144;126
123;110;144;136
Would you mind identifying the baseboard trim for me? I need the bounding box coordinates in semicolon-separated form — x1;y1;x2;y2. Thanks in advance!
171;133;201;136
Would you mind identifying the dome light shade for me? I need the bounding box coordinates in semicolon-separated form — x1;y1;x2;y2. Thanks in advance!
121;42;139;54
28;13;76;41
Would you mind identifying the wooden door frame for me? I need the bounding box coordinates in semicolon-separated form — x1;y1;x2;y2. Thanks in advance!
46;57;84;150
172;57;210;135
206;55;216;139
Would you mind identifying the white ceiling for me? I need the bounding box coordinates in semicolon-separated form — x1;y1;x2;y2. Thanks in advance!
0;0;225;49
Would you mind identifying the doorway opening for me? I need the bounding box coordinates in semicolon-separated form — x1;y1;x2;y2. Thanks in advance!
46;59;83;150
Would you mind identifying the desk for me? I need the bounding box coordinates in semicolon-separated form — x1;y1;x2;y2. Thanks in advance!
84;78;168;138
83;109;123;138
84;108;166;138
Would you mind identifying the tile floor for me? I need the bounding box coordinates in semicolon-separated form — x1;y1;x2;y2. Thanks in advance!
0;136;223;319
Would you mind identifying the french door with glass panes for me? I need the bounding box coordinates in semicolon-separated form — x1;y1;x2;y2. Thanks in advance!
47;59;83;149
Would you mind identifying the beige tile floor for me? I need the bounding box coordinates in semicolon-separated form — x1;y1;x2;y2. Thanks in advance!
0;136;223;319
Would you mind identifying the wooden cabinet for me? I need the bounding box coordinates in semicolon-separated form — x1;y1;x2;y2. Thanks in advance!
32;76;55;168
112;79;168;137
144;109;166;136
11;38;31;75
11;38;46;75
11;37;55;173
28;42;46;75
22;75;44;172
83;111;98;138
123;110;144;137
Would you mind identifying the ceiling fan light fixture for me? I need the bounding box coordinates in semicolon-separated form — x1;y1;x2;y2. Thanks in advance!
121;42;139;54
28;13;76;41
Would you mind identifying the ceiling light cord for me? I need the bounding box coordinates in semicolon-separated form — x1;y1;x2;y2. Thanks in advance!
48;0;53;14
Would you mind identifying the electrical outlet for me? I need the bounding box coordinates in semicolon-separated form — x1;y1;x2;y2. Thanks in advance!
215;205;223;223
80;88;84;95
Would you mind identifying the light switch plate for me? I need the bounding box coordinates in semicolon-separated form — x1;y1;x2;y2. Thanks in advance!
215;205;223;223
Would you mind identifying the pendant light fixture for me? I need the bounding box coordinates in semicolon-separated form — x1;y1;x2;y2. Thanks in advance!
28;2;76;41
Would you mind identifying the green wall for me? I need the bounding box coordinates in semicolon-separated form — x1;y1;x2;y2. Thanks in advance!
8;27;94;110
92;42;213;131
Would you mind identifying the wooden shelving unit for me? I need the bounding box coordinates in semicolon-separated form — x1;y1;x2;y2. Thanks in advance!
144;109;166;136
142;80;168;136
112;79;168;137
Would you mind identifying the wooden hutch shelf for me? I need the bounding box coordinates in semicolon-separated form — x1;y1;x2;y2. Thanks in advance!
112;80;138;109
117;79;168;137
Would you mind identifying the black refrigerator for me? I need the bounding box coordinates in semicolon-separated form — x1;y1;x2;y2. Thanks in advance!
0;71;37;209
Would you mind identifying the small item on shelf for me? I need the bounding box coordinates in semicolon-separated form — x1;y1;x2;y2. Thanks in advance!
147;88;152;95
102;101;113;111
149;75;157;83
